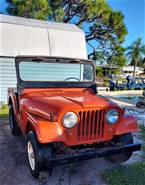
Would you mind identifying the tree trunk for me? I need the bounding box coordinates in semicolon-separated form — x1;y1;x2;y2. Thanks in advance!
133;60;137;77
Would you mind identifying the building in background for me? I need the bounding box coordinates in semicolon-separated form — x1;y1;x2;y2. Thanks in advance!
0;14;87;104
122;66;144;77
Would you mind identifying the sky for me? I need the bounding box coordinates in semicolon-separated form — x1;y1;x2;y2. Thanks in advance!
108;0;145;47
0;0;145;48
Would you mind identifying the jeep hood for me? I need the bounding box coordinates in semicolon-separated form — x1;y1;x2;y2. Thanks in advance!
20;89;116;121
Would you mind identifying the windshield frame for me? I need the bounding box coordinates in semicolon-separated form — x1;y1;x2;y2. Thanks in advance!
15;56;96;90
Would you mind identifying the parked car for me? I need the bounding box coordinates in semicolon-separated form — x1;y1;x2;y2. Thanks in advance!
8;56;141;178
116;80;127;90
127;77;145;90
116;77;145;90
136;90;145;108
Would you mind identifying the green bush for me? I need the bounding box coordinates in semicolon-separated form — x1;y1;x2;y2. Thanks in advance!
96;66;104;77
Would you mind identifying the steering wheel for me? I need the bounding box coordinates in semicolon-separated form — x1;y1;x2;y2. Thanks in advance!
64;77;80;81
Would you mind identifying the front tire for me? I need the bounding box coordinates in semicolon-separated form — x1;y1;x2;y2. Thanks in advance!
9;105;21;136
26;132;40;178
26;132;54;179
106;133;133;163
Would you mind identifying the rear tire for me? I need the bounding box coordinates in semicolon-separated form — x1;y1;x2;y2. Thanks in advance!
106;133;133;163
9;105;22;136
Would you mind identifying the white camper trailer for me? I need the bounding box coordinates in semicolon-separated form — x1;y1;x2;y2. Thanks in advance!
0;14;87;103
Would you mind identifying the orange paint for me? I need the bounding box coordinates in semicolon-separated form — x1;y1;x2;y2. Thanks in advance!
8;87;138;146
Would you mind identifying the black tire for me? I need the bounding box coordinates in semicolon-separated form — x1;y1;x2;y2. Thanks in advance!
9;105;22;136
136;102;142;108
26;132;53;179
26;132;40;178
106;133;133;163
136;101;145;108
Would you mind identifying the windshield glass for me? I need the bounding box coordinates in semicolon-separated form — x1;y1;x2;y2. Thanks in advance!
19;61;94;82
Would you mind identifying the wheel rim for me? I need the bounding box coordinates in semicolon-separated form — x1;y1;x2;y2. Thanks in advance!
27;141;35;171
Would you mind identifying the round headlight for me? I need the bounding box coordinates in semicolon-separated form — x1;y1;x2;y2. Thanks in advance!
106;109;119;124
62;112;78;128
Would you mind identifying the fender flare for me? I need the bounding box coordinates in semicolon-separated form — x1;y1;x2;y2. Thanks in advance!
114;115;138;136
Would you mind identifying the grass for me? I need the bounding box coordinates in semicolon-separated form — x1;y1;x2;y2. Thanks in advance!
102;125;145;185
0;105;8;117
140;125;145;158
102;162;145;185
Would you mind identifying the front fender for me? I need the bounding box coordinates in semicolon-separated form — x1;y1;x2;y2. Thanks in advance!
114;115;139;136
23;111;67;144
36;120;66;144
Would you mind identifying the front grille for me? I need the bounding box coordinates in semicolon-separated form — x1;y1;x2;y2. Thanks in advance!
77;109;105;142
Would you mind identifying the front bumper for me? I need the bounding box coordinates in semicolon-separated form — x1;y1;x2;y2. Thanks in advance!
50;143;141;166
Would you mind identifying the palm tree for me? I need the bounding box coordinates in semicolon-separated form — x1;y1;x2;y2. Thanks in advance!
126;38;145;76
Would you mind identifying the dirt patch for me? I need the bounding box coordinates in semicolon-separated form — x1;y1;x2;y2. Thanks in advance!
0;117;142;185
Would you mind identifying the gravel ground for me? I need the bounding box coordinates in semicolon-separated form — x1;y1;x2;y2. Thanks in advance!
125;108;145;126
0;113;143;185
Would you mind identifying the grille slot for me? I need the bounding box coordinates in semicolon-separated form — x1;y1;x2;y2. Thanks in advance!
78;109;105;142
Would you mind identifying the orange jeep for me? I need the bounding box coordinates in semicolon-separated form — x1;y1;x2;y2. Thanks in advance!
8;56;141;178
